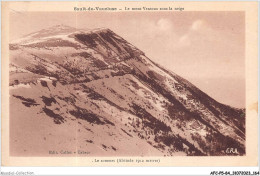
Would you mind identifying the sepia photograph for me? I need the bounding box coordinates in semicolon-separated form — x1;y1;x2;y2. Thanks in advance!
1;1;258;168
8;11;246;157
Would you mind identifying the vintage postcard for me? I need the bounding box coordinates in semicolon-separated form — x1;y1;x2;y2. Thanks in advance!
1;1;258;166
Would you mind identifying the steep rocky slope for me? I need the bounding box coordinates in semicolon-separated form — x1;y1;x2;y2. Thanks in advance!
9;25;245;156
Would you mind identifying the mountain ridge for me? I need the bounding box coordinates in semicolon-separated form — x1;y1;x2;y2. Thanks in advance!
9;25;245;156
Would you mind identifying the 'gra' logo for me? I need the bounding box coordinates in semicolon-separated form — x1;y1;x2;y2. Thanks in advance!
226;148;238;154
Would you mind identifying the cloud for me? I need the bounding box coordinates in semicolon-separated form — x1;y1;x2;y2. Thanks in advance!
127;18;174;38
156;18;173;31
191;20;206;31
178;19;211;47
179;34;191;47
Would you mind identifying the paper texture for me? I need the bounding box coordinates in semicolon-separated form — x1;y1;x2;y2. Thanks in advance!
1;1;258;166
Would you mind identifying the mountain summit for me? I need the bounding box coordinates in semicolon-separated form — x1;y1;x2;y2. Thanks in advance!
9;25;245;156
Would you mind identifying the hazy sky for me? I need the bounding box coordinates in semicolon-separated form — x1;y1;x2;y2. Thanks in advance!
10;12;245;108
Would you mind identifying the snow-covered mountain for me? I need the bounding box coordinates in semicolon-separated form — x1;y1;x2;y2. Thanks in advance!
9;25;245;156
